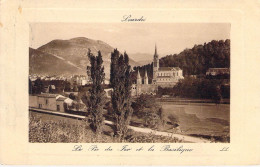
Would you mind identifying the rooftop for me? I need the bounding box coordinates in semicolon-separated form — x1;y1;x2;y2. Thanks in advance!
38;94;59;98
158;67;181;71
57;97;68;101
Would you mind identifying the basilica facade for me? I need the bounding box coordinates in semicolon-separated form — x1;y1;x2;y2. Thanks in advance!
131;45;184;96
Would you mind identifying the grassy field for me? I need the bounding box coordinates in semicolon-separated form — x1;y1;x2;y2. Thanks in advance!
161;103;230;140
29;111;183;143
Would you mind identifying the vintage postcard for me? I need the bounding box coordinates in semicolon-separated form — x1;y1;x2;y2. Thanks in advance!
0;0;259;165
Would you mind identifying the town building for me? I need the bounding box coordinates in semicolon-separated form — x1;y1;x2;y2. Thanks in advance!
131;45;184;96
70;75;88;86
206;68;230;76
29;94;73;112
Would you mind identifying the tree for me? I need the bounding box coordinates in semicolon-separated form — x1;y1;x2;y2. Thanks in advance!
132;95;165;129
64;81;71;91
34;78;44;94
29;78;33;94
134;39;230;76
86;49;106;138
69;93;76;100
73;85;78;92
110;50;133;141
213;85;222;104
110;49;120;88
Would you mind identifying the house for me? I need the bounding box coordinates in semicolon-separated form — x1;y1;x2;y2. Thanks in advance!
29;94;73;112
56;96;73;112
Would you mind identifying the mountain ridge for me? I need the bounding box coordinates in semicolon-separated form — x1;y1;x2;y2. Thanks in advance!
30;37;140;77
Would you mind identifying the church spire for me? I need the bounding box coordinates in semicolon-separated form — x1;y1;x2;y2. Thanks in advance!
144;69;148;85
153;43;159;82
137;69;142;85
137;69;141;79
155;43;157;56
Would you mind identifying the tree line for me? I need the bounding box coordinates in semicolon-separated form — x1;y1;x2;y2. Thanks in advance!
157;77;230;102
133;39;230;77
85;49;133;142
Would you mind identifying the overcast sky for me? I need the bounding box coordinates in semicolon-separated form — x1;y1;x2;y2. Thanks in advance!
30;23;230;56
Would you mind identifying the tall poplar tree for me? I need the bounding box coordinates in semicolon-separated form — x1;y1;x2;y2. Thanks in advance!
110;50;133;141
87;49;106;138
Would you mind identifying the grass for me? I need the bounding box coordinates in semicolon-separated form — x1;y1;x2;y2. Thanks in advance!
29;111;183;143
29;112;113;143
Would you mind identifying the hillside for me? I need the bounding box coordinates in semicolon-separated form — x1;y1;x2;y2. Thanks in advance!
159;39;230;75
30;37;139;77
29;48;84;75
134;39;230;78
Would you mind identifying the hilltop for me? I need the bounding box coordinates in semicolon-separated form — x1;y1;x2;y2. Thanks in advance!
30;37;139;77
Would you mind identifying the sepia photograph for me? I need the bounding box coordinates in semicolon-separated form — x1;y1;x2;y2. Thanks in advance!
2;0;260;165
28;23;230;143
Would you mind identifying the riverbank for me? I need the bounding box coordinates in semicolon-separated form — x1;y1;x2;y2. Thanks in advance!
156;97;230;104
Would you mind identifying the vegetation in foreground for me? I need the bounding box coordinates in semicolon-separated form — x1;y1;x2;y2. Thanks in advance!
29;114;183;143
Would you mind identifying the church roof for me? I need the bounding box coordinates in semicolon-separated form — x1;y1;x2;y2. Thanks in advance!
158;67;181;71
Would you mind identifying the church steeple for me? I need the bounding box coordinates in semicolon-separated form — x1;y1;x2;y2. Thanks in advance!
154;44;158;58
144;69;148;85
137;69;142;85
153;44;159;83
153;44;159;69
155;44;157;57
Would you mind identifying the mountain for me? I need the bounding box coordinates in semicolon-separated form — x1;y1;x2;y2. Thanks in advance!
128;53;153;66
29;48;84;75
30;37;139;77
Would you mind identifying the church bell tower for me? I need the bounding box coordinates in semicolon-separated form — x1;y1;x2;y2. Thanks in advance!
153;44;159;83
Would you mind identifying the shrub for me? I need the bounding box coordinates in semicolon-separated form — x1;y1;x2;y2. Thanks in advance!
29;114;112;143
132;95;169;129
126;131;183;143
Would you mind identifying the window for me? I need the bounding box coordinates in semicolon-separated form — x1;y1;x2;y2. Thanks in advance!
57;105;60;111
39;104;42;108
46;99;48;105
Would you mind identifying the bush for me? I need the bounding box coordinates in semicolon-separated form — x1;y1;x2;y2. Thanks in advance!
29;114;112;143
132;95;168;129
126;131;183;143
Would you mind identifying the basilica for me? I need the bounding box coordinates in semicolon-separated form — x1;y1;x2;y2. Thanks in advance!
131;45;184;96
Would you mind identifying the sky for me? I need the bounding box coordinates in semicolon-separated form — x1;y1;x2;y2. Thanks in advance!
30;23;230;57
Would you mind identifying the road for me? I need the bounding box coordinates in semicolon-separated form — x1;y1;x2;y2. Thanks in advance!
29;107;211;143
